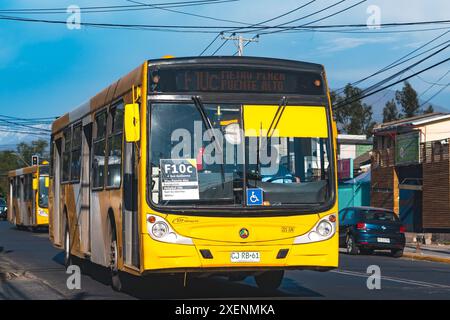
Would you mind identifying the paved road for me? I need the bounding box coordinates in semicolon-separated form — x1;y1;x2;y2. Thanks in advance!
1;220;450;300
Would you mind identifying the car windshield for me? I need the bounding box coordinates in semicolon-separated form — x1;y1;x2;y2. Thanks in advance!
149;102;332;208
39;176;49;208
362;210;399;222
0;199;5;206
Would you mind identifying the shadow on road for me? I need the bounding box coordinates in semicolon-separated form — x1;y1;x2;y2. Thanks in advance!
52;252;323;299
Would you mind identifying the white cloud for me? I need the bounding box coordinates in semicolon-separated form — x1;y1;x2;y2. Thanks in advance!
318;36;396;53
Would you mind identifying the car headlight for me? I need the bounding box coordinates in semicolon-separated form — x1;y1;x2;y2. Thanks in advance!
147;214;193;245
294;214;336;244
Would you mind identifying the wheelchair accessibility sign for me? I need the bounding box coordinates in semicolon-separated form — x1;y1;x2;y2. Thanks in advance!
247;188;263;206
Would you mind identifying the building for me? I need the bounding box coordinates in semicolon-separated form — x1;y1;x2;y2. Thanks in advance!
337;134;373;211
371;112;450;233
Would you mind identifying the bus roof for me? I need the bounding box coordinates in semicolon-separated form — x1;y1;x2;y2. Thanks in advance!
8;164;48;178
51;56;325;134
147;56;324;72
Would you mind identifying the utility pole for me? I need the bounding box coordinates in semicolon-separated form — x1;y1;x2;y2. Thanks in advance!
222;34;259;56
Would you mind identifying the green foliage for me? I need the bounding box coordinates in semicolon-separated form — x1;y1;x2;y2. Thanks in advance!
16;139;49;166
332;84;376;137
0;139;49;197
383;99;400;123
395;81;420;118
423;104;434;114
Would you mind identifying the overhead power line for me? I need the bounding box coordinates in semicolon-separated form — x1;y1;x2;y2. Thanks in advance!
333;57;450;110
0;0;238;14
1;13;449;33
419;82;450;107
418;69;450;98
336;29;450;93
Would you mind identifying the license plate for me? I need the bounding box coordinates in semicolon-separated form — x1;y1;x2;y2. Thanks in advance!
377;237;390;243
230;251;260;263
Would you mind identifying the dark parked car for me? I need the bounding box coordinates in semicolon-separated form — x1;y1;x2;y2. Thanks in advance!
339;206;406;257
0;198;7;221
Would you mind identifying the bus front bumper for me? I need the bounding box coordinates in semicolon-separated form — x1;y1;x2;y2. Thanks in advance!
141;233;338;274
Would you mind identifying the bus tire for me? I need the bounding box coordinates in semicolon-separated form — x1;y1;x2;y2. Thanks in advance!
110;224;122;292
255;270;284;291
64;224;72;268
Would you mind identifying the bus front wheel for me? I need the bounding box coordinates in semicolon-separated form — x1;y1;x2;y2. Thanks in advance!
110;229;122;291
255;270;284;291
64;226;72;268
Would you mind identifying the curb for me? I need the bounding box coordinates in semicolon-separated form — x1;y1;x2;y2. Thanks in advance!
403;252;450;264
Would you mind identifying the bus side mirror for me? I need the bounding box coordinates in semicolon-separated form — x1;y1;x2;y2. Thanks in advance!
32;178;38;191
45;177;50;188
124;103;140;142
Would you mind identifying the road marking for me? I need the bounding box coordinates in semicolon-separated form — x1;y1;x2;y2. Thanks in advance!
332;270;450;289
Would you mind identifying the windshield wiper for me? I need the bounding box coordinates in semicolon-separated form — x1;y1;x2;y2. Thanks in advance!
191;96;225;188
252;97;288;182
268;96;288;139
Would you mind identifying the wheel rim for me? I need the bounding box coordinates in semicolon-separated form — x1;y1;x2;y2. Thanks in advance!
110;240;118;274
346;237;353;253
65;229;70;263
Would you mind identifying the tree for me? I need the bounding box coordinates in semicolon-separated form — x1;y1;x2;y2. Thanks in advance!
395;81;420;118
333;84;376;137
383;99;400;123
16;139;49;166
423;104;434;114
0;139;49;197
0;151;20;197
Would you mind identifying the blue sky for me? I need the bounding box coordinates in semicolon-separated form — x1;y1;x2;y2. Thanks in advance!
0;0;449;143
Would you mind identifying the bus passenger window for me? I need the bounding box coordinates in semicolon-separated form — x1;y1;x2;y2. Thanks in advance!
71;124;82;182
62;127;72;182
93;111;107;189
107;103;124;188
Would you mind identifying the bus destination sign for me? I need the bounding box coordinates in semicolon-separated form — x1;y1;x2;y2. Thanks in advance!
154;68;324;95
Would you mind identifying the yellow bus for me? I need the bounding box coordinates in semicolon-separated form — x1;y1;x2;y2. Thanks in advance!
8;163;50;231
49;56;338;291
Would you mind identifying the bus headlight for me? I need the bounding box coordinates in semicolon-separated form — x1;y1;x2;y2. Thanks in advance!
294;214;336;244
38;209;48;217
147;214;194;245
317;220;332;237
151;222;169;238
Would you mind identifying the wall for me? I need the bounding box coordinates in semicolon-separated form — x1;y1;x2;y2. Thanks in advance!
422;160;450;230
371;165;399;212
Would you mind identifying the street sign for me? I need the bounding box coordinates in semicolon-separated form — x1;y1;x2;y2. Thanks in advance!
395;131;420;166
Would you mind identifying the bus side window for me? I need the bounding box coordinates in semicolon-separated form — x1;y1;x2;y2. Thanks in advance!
93;111;107;189
71;123;82;182
106;101;124;188
62;127;72;182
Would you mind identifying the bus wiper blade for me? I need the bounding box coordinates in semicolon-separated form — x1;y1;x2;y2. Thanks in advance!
192;96;223;155
267;96;288;138
254;97;288;181
191;96;225;188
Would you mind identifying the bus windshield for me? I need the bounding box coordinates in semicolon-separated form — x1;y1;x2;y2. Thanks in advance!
149;102;332;209
39;176;49;208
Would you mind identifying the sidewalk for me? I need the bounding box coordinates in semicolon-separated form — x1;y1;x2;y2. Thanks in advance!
0;249;65;299
403;243;450;264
